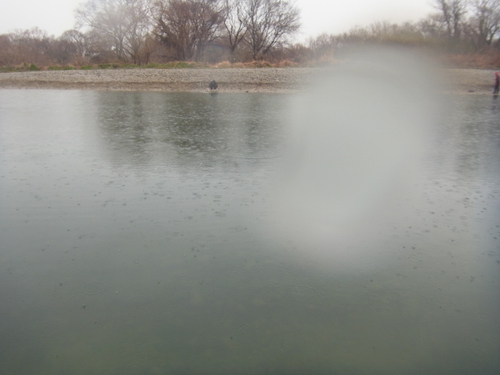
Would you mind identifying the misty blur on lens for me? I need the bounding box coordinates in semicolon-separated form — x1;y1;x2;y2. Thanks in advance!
269;48;441;265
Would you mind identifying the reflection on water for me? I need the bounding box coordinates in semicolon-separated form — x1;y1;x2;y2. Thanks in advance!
0;90;499;375
96;92;284;172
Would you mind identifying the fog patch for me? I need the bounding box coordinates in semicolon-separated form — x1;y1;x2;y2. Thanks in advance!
269;47;441;267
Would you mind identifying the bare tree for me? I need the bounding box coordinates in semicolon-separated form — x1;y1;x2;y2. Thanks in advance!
241;0;300;60
157;0;224;61
307;33;337;61
59;29;89;64
418;13;448;39
0;34;15;66
9;28;54;66
75;0;154;64
81;28;118;62
432;0;468;39
0;28;81;67
466;0;500;48
222;0;246;59
153;0;225;61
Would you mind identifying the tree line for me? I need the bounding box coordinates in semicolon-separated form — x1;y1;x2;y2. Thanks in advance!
1;0;499;69
0;0;300;67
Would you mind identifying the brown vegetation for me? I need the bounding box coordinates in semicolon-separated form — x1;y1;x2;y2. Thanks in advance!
1;0;500;71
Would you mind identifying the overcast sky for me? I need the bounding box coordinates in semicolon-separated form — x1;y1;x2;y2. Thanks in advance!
0;0;435;41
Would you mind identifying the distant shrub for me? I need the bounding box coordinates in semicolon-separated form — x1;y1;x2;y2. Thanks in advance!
63;66;75;70
96;63;120;69
143;61;205;69
175;61;193;68
29;64;40;71
213;61;234;68
444;52;500;69
80;65;93;70
48;66;62;70
144;63;161;68
247;60;272;68
0;66;16;72
276;59;298;67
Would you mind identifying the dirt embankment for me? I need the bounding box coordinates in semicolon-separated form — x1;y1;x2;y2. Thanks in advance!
0;67;497;94
0;68;308;93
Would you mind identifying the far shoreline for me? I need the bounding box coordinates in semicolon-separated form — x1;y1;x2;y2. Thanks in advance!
0;68;307;93
0;67;497;95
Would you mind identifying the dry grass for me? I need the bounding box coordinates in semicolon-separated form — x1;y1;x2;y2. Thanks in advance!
441;52;500;69
212;60;299;68
2;51;499;73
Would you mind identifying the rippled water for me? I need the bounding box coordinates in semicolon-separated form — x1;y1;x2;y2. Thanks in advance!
0;90;499;375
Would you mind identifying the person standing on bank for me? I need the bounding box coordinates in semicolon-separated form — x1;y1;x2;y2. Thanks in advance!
208;80;218;91
494;72;499;94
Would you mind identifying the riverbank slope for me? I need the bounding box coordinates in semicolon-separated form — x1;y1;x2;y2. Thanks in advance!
0;67;496;94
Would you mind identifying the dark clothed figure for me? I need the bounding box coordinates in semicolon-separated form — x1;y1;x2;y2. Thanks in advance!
494;72;499;94
208;80;218;91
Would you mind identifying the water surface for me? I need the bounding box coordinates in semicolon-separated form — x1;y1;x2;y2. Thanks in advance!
0;90;499;375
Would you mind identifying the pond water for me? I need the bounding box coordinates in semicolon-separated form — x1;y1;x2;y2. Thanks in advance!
0;89;499;375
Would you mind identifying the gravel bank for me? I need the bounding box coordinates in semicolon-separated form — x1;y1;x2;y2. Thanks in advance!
0;67;497;94
0;68;308;93
444;68;498;94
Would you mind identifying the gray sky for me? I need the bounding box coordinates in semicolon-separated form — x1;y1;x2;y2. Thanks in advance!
0;0;435;40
